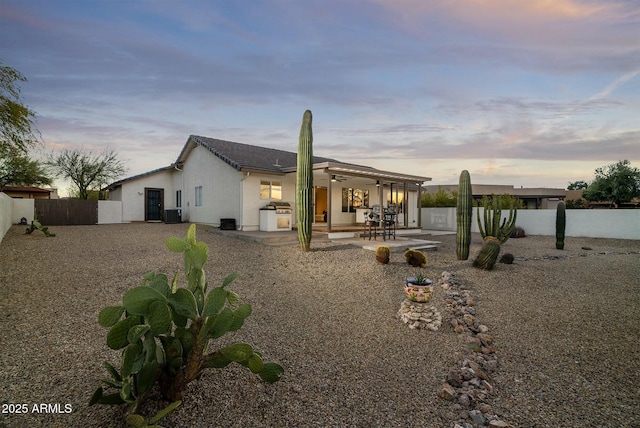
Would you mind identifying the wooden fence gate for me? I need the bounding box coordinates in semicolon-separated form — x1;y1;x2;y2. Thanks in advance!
34;199;98;225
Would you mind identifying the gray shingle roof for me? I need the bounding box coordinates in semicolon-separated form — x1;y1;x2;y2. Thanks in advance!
183;135;348;173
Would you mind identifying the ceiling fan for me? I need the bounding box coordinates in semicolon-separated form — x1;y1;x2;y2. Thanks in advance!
331;174;346;182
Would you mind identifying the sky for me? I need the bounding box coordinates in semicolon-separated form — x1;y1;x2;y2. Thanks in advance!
1;0;639;196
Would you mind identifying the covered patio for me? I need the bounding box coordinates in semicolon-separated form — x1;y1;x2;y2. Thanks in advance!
283;162;431;233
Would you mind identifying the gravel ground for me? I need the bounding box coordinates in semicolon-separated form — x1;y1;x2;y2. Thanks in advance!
0;223;638;428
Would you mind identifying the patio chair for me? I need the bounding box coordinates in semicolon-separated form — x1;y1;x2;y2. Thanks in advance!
363;209;380;240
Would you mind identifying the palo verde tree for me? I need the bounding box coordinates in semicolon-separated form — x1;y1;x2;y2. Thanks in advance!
0;61;39;155
582;160;640;207
47;147;126;199
0;62;51;190
0;152;52;190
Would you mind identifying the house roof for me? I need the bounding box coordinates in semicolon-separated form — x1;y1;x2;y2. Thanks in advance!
178;135;431;183
108;136;431;189
106;165;175;190
177;135;348;173
2;186;51;194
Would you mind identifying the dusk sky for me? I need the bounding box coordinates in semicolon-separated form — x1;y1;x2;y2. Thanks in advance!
1;0;638;196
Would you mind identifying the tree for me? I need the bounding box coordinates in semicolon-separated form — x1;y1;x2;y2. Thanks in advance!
567;180;588;190
582;160;640;207
0;151;52;190
1;62;39;156
47;148;127;199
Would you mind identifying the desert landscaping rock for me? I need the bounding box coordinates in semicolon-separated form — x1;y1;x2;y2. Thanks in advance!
0;224;638;427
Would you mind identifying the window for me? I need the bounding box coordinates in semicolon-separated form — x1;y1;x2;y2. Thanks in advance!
260;180;282;200
195;186;202;207
342;188;369;213
176;190;182;208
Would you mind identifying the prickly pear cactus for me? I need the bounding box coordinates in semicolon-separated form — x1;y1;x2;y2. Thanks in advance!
90;224;283;423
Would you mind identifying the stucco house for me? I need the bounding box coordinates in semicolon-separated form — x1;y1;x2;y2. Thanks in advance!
107;135;431;231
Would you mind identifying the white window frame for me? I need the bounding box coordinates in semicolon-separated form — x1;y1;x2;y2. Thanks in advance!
260;180;282;200
195;186;202;207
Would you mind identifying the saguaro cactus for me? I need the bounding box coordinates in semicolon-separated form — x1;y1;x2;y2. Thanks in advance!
477;195;517;244
556;201;566;249
456;170;472;260
296;110;314;251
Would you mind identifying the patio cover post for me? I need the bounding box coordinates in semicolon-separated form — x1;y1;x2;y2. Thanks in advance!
327;171;332;232
403;182;409;227
417;183;422;228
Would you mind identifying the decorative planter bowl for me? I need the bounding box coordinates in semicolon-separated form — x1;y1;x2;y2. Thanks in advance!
405;278;433;303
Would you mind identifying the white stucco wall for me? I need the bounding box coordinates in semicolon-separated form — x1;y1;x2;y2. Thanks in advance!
12;198;34;224
0;192;12;243
98;201;123;224
181;145;242;226
112;170;175;222
421;207;640;239
240;174;295;231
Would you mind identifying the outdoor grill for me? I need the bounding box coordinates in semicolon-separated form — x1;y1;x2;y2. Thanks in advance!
259;202;292;231
262;201;293;214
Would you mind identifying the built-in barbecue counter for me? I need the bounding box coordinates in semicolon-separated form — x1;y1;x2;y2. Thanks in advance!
259;202;293;231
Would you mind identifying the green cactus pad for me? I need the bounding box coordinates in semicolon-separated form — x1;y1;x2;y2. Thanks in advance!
220;343;254;362
107;316;142;350
147;301;172;335
121;342;142;378
167;288;198;319
123;286;167;316
205;307;234;339
228;304;252;332
148;273;171;298
98;305;125;327
165;236;190;253
202;287;227;318
136;360;159;396
127;324;150;344
258;362;285;383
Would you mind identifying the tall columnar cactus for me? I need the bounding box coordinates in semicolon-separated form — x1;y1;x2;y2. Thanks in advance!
556;201;566;250
456;170;473;260
296;110;314;251
473;236;501;270
477;195;517;244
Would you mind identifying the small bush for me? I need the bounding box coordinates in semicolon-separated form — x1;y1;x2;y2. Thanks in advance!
404;249;427;268
511;226;526;238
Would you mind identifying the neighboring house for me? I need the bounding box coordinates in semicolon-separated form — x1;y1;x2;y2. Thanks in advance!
107;135;432;230
2;186;56;199
423;184;567;209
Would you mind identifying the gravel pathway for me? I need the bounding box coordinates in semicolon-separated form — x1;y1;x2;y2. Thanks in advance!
0;223;638;428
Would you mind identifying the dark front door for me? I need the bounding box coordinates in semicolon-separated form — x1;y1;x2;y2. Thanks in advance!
145;188;164;221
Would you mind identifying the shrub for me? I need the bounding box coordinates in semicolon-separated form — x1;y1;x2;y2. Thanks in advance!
510;226;526;238
89;224;283;423
404;249;427;268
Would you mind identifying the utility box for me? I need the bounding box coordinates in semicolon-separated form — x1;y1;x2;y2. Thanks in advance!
164;209;181;224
